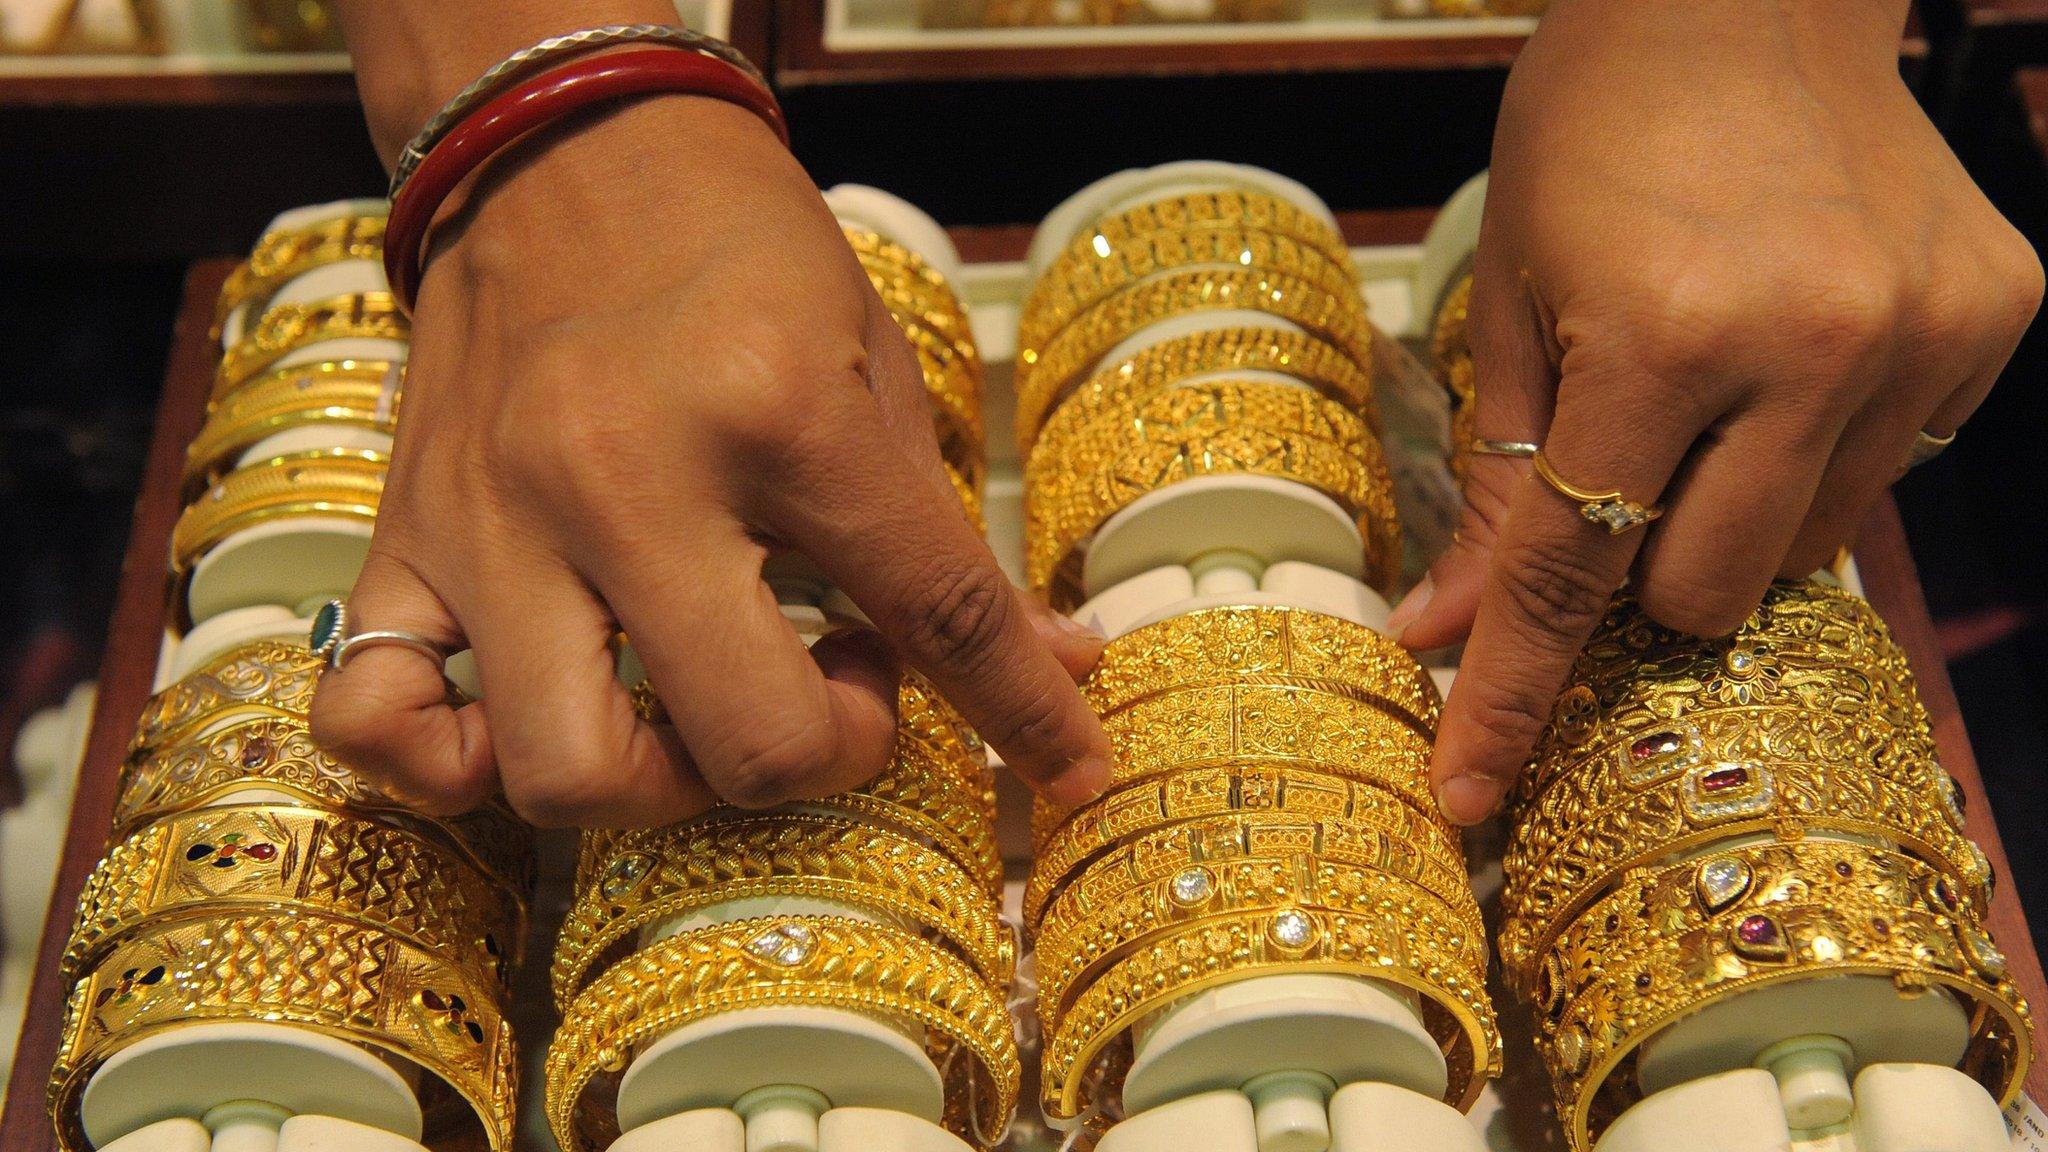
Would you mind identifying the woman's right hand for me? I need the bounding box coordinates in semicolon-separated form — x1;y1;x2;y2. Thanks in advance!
309;94;1111;827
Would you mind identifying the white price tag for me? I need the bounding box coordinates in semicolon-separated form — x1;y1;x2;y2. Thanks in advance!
2006;1092;2048;1151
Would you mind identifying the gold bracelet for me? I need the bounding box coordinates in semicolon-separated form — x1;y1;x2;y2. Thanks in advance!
1040;903;1499;1121
945;460;986;532
52;910;516;1152
1430;273;1476;483
186;360;402;491
214;213;388;327
1025;765;1458;935
1035;847;1486;1025
170;446;387;577
216;292;410;397
114;712;535;898
1054;190;1353;275
1019;325;1374;459
1022;226;1366;358
1024;380;1398;599
555;812;1013;1008
913;340;987;488
1015;269;1375;433
132;640;325;751
844;228;977;350
65;802;520;990
1532;840;2030;1152
543;915;1019;1151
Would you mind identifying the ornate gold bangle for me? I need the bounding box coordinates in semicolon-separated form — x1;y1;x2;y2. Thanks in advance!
170;446;387;576
1430;273;1476;483
1040;902;1499;1121
1023;380;1398;599
1019;325;1375;459
1035;848;1486;1026
543;915;1019;1152
65;802;520;990
214;213;388;327
1531;840;2030;1152
1022;226;1366;359
185;360;402;490
114;712;535;898
555;812;1013;1008
844;227;977;349
132;640;325;751
216;292;410;397
1024;765;1458;935
51;910;516;1152
1053;190;1353;276
1015;269;1375;434
913;341;987;487
945;460;986;532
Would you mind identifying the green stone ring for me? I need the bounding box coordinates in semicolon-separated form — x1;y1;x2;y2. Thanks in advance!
309;598;447;671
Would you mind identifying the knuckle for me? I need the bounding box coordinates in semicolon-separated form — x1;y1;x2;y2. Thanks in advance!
1638;570;1760;638
896;561;1014;674
980;679;1070;765
1782;262;1902;368
1496;536;1618;641
711;723;838;809
500;759;619;829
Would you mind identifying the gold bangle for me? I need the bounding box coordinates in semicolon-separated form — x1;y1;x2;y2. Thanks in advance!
1015;269;1375;435
186;360;403;491
1024;765;1458;935
1022;225;1366;360
1020;325;1375;459
131;639;326;751
1035;847;1486;1026
216;291;409;398
1040;903;1499;1121
170;446;387;576
555;812;1013;1008
1533;840;2031;1152
214;213;388;327
1430;273;1476;483
114;712;535;898
844;228;977;348
1053;190;1353;276
1024;380;1398;600
913;340;987;488
945;460;986;532
543;915;1020;1152
65;802;521;990
51;910;517;1152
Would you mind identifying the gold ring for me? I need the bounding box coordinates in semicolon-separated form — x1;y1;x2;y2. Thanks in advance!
1907;427;1957;469
1531;450;1663;534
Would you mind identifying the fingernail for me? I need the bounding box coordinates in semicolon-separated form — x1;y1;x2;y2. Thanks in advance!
1435;774;1501;826
1386;574;1435;642
1053;612;1106;643
1047;753;1110;808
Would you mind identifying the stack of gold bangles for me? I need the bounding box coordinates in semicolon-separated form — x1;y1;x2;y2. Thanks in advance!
1503;579;2032;1151
1014;187;1399;605
1017;186;1497;1123
50;208;533;1152
547;228;1017;1152
1429;271;1477;482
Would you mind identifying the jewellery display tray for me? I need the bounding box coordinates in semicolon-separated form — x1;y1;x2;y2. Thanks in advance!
0;207;2036;1152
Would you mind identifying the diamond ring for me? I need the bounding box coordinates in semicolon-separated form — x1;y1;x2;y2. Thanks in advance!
1531;451;1664;535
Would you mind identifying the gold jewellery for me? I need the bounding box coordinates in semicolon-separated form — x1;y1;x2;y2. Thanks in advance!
215;291;409;398
1429;272;1477;482
1531;450;1663;535
170;446;387;576
185;359;403;491
845;226;986;490
214;212;389;327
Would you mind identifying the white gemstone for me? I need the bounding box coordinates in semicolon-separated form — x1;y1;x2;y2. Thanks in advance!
1727;649;1756;674
1270;910;1314;949
747;922;816;966
1169;869;1214;906
1697;857;1750;911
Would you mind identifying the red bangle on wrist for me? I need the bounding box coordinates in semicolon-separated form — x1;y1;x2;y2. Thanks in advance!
384;47;789;312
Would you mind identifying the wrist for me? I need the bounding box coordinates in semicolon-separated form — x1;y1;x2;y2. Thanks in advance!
1531;0;1909;85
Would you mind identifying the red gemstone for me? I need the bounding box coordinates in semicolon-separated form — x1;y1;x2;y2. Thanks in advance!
240;738;274;770
244;844;277;862
1737;915;1780;946
217;845;237;858
1700;766;1752;793
1631;732;1683;762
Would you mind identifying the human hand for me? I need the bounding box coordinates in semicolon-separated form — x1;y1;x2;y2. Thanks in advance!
309;97;1111;826
1388;0;2041;824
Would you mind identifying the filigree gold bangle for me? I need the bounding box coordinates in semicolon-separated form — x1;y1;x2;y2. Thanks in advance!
1022;226;1366;358
555;812;1012;1008
170;446;387;576
132;640;325;751
1054;190;1353;276
216;292;409;397
543;915;1019;1151
913;341;986;487
1014;269;1375;433
51;910;516;1152
1024;380;1398;599
1019;324;1375;459
1430;273;1476;483
1530;840;2030;1152
65;802;520;990
186;360;402;490
214;213;389;327
1040;903;1498;1121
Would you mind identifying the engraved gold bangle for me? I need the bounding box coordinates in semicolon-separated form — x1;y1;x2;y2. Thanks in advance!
844;228;976;345
51;910;517;1152
170;446;387;576
114;712;535;898
1015;269;1376;435
1430;273;1477;483
1022;226;1367;359
1040;903;1499;1121
131;640;326;751
543;916;1020;1151
555;812;1013;1008
914;341;987;488
1021;324;1376;460
216;292;410;398
1530;840;2030;1152
65;802;521;990
214;213;389;327
1035;849;1487;1025
1055;190;1353;275
1024;380;1398;599
185;360;402;491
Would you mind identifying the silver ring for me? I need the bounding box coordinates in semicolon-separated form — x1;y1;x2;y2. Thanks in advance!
1905;428;1957;470
1469;438;1541;459
309;599;446;671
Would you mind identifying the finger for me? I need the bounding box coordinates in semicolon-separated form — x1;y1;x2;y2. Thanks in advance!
309;545;495;815
462;553;719;828
1431;360;1712;825
590;518;902;811
1393;255;1558;649
762;394;1111;807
